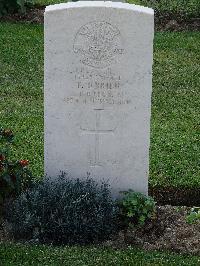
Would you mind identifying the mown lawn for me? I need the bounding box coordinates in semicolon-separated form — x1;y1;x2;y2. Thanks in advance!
0;22;199;187
0;243;200;266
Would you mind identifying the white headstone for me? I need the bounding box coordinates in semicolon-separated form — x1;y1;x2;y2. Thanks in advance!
44;2;154;197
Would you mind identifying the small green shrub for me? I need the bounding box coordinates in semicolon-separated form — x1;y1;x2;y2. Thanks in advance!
144;0;199;17
5;174;119;245
0;128;33;204
119;190;156;227
186;207;200;224
0;0;34;17
128;0;200;18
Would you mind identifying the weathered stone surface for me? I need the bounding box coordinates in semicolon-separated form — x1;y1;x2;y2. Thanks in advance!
44;2;154;196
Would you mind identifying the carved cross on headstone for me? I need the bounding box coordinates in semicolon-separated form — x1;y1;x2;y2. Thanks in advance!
80;109;116;166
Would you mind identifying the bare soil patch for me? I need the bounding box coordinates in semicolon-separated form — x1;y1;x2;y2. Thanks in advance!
0;7;44;24
149;187;200;207
155;10;200;31
103;205;200;255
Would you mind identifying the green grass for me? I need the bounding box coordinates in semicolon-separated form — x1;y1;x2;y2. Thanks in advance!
0;243;200;265
0;23;44;177
151;32;200;187
0;22;199;187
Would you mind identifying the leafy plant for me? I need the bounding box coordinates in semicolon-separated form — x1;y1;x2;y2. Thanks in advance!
0;0;34;17
0;128;33;204
137;0;200;18
5;174;119;245
186;207;200;224
119;190;156;227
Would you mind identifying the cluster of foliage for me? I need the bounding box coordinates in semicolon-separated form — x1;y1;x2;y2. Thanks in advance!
0;0;34;17
119;190;156;227
0;128;32;204
5;175;119;245
129;0;200;18
186;207;200;224
148;0;199;17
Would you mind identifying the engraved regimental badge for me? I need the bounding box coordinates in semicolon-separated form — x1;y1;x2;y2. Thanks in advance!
74;21;123;68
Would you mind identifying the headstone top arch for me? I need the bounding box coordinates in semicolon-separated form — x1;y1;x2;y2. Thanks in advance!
45;2;154;15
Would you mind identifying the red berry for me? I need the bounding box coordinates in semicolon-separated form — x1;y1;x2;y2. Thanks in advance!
19;160;29;167
0;154;5;161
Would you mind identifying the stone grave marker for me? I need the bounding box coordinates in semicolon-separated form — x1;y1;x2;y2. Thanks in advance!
44;2;154;196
